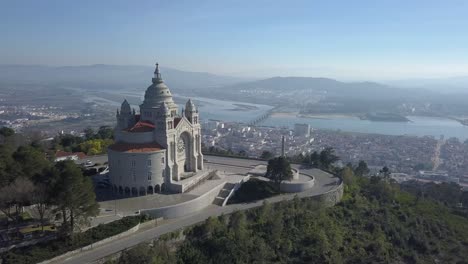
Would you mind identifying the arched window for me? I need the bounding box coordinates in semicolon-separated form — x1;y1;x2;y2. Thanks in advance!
147;171;152;180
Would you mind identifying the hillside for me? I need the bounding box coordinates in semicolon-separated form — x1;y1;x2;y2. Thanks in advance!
0;64;245;93
386;76;468;94
2;65;468;116
195;76;441;114
110;175;468;264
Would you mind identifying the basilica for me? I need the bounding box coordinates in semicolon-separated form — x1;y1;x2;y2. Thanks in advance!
108;64;204;196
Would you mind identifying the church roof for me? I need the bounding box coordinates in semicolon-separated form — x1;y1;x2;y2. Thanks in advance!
108;142;164;153
125;120;155;133
174;117;182;128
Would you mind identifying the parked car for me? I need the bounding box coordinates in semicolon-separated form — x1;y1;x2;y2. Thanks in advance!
84;160;95;167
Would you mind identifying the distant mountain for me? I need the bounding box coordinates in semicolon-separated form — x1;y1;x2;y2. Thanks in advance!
0;64;247;92
385;76;468;94
215;76;432;101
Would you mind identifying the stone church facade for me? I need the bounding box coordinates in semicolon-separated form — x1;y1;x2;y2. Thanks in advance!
108;64;203;196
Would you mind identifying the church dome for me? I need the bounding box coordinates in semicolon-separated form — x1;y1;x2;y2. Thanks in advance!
141;63;176;108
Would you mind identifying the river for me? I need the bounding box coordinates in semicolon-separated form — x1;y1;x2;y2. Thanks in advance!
261;114;468;140
83;91;468;140
190;98;468;140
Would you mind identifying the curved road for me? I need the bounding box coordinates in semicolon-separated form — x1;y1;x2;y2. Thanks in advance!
54;157;341;264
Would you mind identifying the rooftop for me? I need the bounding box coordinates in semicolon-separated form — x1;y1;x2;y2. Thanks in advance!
55;150;86;159
174;117;182;128
108;142;164;153
125;120;155;133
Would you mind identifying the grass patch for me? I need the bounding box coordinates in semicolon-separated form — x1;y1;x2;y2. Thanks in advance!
20;212;32;221
228;178;278;204
20;225;56;234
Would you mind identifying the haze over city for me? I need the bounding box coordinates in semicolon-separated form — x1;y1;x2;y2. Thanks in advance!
2;0;468;80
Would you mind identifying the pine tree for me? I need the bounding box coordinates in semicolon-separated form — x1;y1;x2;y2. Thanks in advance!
52;160;99;233
265;156;293;192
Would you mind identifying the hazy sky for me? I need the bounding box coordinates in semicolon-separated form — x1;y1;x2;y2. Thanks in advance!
1;0;468;80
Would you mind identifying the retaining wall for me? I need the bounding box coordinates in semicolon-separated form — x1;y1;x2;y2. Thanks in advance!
169;170;211;193
37;218;160;264
141;181;226;219
280;176;315;193
308;180;344;207
222;175;251;206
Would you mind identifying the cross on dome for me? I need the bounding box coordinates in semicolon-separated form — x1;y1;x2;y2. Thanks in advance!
154;62;161;79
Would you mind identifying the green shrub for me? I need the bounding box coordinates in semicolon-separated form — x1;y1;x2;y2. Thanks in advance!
228;178;277;204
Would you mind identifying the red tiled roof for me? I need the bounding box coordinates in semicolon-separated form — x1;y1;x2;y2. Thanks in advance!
108;142;164;153
75;152;87;159
125;120;155;133
55;150;87;159
55;150;74;158
174;117;182;128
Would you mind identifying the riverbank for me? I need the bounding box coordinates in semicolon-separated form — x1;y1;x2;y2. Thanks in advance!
359;113;410;122
227;103;259;111
272;112;356;119
448;116;468;126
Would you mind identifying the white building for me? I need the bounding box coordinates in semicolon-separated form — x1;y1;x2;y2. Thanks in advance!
108;64;204;196
294;123;311;137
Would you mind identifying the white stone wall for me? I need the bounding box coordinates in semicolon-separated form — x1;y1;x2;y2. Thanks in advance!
280;177;315;193
141;180;225;219
108;149;167;195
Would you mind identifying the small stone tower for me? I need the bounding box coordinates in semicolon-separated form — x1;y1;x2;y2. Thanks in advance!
117;99;135;129
185;99;199;124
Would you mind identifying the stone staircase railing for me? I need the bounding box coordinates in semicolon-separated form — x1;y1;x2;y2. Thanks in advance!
213;182;236;206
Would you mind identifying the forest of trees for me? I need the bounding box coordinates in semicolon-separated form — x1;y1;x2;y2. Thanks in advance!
0;128;99;235
110;163;468;264
52;126;114;155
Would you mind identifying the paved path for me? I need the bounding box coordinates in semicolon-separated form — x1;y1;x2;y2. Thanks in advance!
50;168;340;264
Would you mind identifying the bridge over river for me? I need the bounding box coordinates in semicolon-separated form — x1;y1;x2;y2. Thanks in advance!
247;107;277;126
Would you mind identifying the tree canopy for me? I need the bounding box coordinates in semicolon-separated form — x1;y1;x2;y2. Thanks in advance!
0;127;15;137
113;171;468;264
265;156;293;191
290;147;340;170
52;160;99;232
0;140;99;235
